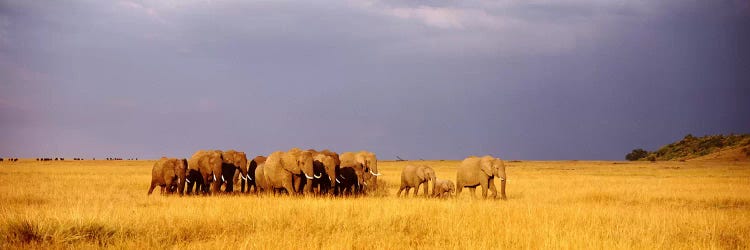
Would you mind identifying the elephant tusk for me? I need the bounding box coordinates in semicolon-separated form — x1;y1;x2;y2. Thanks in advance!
185;178;191;184
314;173;322;179
222;175;226;182
335;178;340;184
240;175;247;181
500;177;506;181
340;175;346;179
247;174;252;181
363;181;367;186
213;174;217;181
304;173;314;180
369;170;382;176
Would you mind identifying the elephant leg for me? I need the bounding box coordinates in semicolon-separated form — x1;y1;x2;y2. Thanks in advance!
282;179;295;196
148;182;157;195
201;173;212;195
479;177;490;198
186;181;195;195
488;179;498;199
159;185;166;195
413;184;420;197
225;179;234;193
423;182;429;197
292;176;301;194
483;184;491;198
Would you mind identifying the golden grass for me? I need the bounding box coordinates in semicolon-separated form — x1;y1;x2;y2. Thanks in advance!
1;159;749;249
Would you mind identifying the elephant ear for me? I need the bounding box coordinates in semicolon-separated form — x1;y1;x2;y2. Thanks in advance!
417;166;427;181
480;157;493;177
355;154;365;168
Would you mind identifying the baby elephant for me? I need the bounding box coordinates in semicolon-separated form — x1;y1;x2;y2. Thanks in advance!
433;179;455;198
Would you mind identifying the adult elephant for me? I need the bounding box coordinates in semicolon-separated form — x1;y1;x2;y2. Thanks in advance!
337;151;381;196
456;155;507;199
188;150;222;195
188;150;249;195
185;168;205;195
148;157;188;195
237;155;266;193
311;152;337;195
219;150;248;193
253;158;269;195
397;165;436;197
263;148;315;195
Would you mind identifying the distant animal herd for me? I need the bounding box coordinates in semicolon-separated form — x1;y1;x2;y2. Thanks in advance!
0;157;139;161
148;148;507;199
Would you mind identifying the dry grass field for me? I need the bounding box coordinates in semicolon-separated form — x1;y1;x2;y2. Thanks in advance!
1;159;749;249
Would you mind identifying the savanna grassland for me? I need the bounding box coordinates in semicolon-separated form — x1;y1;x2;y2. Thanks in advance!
1;159;749;249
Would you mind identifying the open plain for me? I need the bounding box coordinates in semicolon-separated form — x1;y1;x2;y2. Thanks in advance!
1;159;748;249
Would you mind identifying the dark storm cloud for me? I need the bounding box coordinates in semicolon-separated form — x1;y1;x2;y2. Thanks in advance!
0;0;748;160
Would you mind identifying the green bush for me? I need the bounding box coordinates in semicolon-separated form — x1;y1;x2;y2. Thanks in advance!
626;149;649;161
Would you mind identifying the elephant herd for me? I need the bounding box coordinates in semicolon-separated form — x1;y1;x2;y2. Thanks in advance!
398;155;507;199
149;148;506;199
148;148;381;197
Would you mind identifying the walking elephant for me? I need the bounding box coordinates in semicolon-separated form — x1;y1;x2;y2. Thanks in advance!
237;155;266;193
311;152;337;195
433;179;455;198
148;157;188;195
254;160;268;195
188;150;249;195
188;150;222;195
337;151;381;196
219;150;248;193
397;165;436;197
263;148;315;195
185;168;205;195
456;155;507;199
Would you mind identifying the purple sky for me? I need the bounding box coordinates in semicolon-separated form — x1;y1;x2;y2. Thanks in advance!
1;0;748;160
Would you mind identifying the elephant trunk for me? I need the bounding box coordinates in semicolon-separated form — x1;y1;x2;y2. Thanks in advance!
177;173;187;196
499;172;507;200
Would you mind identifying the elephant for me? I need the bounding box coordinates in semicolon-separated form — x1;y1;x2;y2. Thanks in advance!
310;152;337;195
337;151;381;196
236;156;266;193
218;150;249;193
185;168;206;195
263;148;315;195
253;159;271;195
455;155;507;199
187;150;249;195
187;150;222;195
433;179;455;198
148;157;188;195
397;165;436;197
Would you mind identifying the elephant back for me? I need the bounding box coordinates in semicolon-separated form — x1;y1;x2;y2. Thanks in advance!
339;152;358;168
152;157;169;178
188;150;222;171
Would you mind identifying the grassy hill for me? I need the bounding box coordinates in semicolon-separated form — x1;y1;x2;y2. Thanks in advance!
630;134;750;161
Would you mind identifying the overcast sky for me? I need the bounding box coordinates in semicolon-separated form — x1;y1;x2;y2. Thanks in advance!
0;0;748;160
